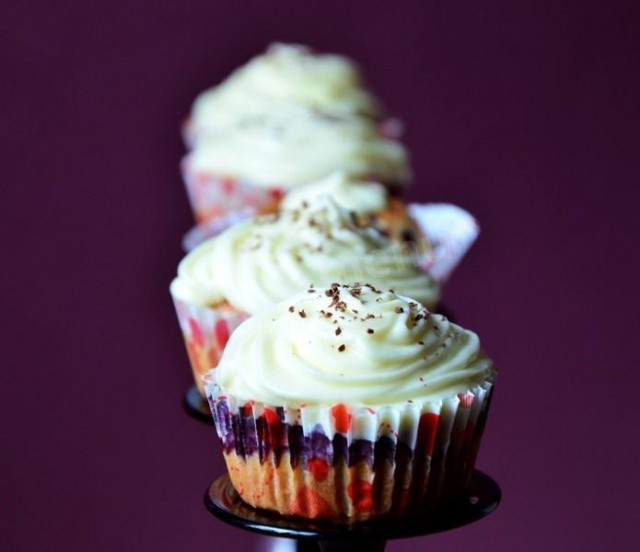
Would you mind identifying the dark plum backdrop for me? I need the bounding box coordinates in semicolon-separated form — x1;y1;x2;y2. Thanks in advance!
2;1;639;551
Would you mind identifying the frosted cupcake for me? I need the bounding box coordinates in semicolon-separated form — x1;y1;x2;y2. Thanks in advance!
205;284;496;520
170;197;439;396
180;43;409;225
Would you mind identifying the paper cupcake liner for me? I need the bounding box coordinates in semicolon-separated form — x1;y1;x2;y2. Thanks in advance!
408;203;479;283
181;158;283;225
171;291;248;396
204;370;494;521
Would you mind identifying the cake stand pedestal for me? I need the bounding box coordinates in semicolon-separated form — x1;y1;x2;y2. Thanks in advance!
204;470;500;551
183;385;213;424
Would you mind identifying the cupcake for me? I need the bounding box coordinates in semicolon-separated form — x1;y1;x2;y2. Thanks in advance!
205;284;496;521
170;197;439;396
180;43;410;225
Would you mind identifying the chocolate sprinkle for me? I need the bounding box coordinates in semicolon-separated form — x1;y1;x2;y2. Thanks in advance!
338;344;346;352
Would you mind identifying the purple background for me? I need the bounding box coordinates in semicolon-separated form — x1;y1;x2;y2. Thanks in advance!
3;1;639;550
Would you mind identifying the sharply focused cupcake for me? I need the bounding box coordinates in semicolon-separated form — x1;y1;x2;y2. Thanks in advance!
204;284;496;520
180;43;410;226
170;197;439;396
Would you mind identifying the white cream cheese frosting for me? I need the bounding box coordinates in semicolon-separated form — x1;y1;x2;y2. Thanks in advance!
186;106;409;188
170;197;439;312
281;171;388;215
216;284;494;407
189;43;380;136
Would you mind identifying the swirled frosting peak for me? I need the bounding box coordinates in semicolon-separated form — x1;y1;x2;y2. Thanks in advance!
186;44;410;187
187;107;409;188
171;197;439;313
281;171;388;215
190;43;380;135
216;284;494;407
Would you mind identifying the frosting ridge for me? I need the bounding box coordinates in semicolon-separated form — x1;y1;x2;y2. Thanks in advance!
190;43;380;136
187;107;409;187
172;198;439;312
216;284;494;407
281;171;389;215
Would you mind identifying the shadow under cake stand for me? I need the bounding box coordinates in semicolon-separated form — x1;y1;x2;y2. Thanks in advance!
204;470;500;551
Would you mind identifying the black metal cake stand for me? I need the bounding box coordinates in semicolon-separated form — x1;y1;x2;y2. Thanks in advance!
183;384;213;424
204;470;500;551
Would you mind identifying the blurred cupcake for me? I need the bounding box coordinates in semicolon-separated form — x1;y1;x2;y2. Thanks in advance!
180;43;410;225
170;197;439;396
205;284;496;520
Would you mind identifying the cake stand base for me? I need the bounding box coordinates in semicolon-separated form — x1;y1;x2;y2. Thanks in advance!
204;470;500;551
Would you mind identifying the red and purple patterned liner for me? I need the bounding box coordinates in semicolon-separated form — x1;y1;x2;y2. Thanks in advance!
171;294;248;396
181;157;285;225
203;369;495;520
